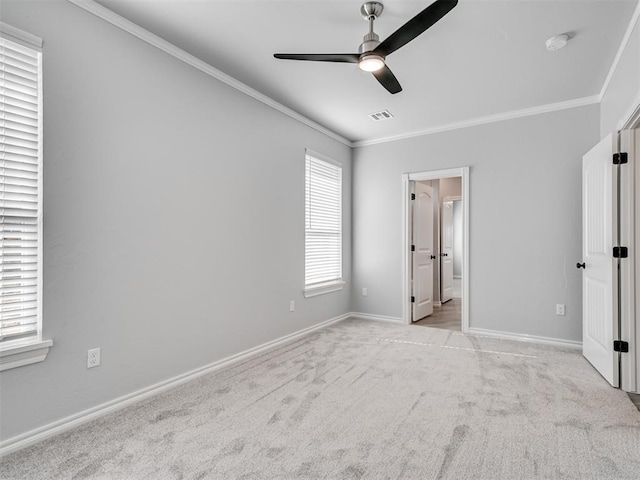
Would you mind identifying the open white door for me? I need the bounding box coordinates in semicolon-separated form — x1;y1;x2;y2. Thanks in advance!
412;182;434;321
441;200;454;303
581;133;618;387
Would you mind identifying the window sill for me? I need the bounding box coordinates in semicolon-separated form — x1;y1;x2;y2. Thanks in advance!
0;339;53;371
304;281;345;298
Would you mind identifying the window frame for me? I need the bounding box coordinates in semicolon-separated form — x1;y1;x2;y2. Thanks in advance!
0;22;52;371
303;149;344;298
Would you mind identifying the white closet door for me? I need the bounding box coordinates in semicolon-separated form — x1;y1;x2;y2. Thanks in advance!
581;133;617;387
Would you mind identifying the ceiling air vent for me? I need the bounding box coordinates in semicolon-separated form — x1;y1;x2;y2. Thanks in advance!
369;110;394;121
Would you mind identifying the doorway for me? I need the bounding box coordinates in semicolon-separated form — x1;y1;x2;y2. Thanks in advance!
412;185;462;330
402;168;470;332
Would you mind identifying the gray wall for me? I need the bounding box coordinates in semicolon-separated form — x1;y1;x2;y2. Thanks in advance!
351;105;600;341
601;17;640;134
0;0;351;441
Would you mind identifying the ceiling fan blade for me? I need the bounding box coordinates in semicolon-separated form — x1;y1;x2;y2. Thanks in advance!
274;53;359;63
375;0;458;57
373;65;402;94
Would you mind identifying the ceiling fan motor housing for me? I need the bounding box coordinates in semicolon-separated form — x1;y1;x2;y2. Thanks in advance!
359;32;381;54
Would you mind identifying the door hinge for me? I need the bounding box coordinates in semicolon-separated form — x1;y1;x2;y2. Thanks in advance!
613;340;629;353
613;152;628;165
613;246;628;258
411;296;415;303
411;245;415;252
411;193;415;200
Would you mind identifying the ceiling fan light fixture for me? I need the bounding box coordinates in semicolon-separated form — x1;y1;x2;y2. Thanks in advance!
358;54;385;72
274;0;459;94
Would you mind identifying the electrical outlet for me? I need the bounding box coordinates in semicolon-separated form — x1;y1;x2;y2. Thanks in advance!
556;304;565;316
87;348;101;368
289;300;295;312
362;287;368;297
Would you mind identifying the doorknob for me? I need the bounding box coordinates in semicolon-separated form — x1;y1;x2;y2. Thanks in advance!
440;253;448;257
430;255;436;259
576;262;585;269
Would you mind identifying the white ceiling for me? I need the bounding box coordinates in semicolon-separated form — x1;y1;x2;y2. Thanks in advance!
94;0;637;144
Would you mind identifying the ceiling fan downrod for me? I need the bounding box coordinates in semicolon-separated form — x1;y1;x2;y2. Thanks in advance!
359;2;383;54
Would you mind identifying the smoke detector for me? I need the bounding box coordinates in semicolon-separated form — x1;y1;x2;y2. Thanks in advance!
546;34;569;51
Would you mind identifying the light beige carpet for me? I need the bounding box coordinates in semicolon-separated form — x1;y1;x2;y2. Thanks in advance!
2;319;639;479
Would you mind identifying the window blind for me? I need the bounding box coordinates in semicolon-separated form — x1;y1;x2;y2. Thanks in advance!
305;153;342;287
0;37;42;344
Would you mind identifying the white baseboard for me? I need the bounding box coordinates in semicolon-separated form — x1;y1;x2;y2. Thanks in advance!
467;327;582;350
0;313;350;457
349;312;404;324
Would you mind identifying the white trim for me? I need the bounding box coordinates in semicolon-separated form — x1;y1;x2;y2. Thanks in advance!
462;171;470;333
599;0;640;102
353;96;600;147
0;313;349;456
407;168;467;182
349;312;404;324
0;339;53;372
620;129;636;393
303;281;345;298
0;21;43;49
64;1;610;150
466;328;582;350
65;0;351;147
402;175;411;325
402;167;470;332
64;0;636;149
37;36;44;351
635;128;640;394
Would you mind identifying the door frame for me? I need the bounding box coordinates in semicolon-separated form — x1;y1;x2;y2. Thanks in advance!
402;167;470;330
619;105;640;393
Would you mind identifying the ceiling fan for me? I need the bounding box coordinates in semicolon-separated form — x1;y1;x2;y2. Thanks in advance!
274;0;458;94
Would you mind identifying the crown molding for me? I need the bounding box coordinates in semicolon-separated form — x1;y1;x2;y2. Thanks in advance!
352;95;601;148
66;0;352;147
599;0;640;101
65;0;631;150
